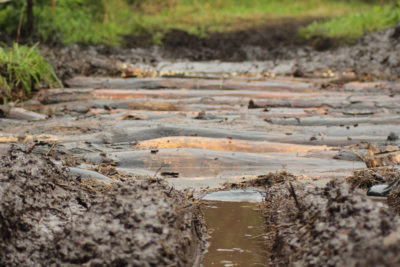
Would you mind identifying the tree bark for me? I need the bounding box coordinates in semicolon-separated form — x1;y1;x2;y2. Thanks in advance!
27;0;34;37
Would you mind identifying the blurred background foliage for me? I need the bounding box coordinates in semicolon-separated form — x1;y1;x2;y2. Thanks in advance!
0;0;399;45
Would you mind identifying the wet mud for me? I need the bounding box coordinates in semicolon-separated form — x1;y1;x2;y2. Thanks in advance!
264;179;400;266
0;148;205;266
159;19;312;61
41;23;400;81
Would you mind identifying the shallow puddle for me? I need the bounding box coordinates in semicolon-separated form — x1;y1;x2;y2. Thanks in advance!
201;190;265;203
201;201;268;267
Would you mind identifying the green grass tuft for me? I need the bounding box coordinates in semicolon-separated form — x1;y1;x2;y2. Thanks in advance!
0;43;61;103
300;1;400;41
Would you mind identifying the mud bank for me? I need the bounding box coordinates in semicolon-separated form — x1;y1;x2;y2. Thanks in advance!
0;149;205;266
264;180;400;266
42;23;400;80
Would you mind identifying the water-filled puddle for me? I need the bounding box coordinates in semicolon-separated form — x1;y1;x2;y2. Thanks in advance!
201;200;268;267
201;190;265;203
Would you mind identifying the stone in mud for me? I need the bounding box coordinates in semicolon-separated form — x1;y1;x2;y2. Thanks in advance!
367;179;400;197
0;149;205;266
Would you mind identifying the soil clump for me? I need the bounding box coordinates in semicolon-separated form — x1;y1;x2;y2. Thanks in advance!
0;148;205;266
225;171;297;190
265;179;400;266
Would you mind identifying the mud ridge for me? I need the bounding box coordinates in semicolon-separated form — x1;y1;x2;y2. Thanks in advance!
0;148;205;266
265;180;400;266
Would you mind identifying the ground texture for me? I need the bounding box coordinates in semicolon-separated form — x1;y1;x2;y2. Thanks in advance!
265;180;400;266
0;148;205;266
42;23;400;81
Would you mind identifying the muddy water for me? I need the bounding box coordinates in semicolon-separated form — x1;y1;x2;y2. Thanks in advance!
201;201;268;267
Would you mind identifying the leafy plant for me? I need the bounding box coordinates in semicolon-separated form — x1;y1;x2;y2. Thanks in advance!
0;43;61;103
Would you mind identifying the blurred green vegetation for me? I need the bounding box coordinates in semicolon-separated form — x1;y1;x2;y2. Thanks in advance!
0;43;61;103
300;1;400;41
1;0;399;46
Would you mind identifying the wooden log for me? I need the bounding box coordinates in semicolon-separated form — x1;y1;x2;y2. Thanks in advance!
8;108;47;120
65;76;313;91
134;136;329;153
266;115;400;126
36;88;94;104
92;89;318;101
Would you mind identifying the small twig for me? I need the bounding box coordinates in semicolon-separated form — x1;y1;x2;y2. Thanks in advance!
46;141;58;156
286;181;302;211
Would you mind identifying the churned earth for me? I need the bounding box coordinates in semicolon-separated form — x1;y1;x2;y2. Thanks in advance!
264;179;400;266
0;148;205;266
42;22;400;81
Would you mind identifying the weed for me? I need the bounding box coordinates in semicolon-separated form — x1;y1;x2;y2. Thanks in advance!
0;43;61;103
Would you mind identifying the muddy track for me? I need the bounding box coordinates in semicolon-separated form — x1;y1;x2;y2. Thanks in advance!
1;75;399;189
1;67;400;266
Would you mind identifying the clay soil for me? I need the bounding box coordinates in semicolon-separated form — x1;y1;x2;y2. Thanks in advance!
264;179;400;266
0;148;205;266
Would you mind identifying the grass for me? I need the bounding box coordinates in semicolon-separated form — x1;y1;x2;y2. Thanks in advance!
137;0;384;37
300;1;400;41
0;43;61;103
0;0;392;46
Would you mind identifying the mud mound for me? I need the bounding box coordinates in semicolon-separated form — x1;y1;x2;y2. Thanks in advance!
265;181;400;266
388;178;400;214
226;171;296;189
0;149;204;266
297;23;400;79
41;45;158;81
161;19;311;61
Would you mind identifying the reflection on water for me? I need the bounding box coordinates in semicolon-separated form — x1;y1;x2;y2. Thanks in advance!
202;190;265;203
201;201;268;267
